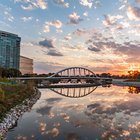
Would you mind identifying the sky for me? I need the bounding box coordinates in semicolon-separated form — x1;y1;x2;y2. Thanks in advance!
0;0;140;75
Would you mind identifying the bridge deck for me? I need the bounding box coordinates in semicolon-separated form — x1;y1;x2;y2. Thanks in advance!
37;83;101;88
13;76;112;80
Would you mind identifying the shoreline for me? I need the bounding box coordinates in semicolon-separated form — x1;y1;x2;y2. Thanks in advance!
0;88;41;140
112;79;140;87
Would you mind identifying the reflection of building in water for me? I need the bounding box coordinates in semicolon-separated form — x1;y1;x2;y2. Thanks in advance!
128;86;140;94
50;86;97;98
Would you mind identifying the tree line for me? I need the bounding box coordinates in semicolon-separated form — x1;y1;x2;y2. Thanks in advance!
0;66;140;79
0;67;21;78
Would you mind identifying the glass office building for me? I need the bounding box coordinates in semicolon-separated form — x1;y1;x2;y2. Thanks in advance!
0;31;21;69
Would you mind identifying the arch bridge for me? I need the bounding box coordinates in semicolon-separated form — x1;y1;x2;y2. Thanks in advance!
50;67;96;77
14;67;112;86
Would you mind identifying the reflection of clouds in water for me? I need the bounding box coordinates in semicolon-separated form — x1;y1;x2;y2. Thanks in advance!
60;113;70;122
129;121;140;135
39;122;47;135
36;105;55;118
85;96;140;139
46;97;62;104
36;97;62;117
47;128;60;137
57;102;84;112
16;135;27;140
67;133;81;140
53;122;61;127
35;87;140;139
114;99;140;115
36;106;52;116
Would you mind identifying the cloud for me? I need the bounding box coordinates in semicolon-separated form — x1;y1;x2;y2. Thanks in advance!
43;24;50;32
64;34;72;40
88;44;101;52
103;15;123;26
53;0;69;8
56;29;63;33
37;0;47;9
136;0;140;3
21;16;32;22
1;5;15;22
127;5;140;21
4;11;15;22
73;28;88;36
21;4;34;10
79;0;92;8
83;11;88;17
43;20;63;33
47;20;63;28
39;38;54;48
34;61;65;73
128;25;140;36
68;12;83;24
45;50;64;56
115;43;140;57
15;0;48;10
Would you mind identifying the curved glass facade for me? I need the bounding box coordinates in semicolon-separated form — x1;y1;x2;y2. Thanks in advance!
0;31;21;69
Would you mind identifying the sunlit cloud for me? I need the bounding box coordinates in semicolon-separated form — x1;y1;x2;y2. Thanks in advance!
127;5;140;21
83;11;88;17
68;12;83;24
43;24;50;33
14;0;48;10
47;20;63;29
53;0;69;8
103;15;123;26
79;0;93;8
21;16;33;22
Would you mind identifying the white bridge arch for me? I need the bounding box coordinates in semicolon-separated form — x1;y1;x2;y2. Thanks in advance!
50;67;96;77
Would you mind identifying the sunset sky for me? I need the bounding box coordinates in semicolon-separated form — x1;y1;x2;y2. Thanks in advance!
0;0;140;75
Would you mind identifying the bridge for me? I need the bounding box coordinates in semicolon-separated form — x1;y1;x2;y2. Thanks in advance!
14;67;112;86
50;86;98;98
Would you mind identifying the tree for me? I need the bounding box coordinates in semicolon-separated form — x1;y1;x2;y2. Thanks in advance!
0;67;21;78
128;70;140;79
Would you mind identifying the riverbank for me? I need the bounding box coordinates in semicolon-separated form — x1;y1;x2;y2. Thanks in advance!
0;81;36;120
0;87;41;139
112;79;140;87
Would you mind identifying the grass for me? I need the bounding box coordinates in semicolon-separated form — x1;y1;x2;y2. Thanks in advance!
0;80;36;122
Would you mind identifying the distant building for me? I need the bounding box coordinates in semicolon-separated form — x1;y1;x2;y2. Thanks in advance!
20;56;33;74
0;30;21;69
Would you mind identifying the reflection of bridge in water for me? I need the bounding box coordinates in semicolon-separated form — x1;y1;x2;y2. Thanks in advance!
50;86;98;98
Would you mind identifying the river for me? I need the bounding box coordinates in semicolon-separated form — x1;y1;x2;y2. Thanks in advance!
6;85;140;140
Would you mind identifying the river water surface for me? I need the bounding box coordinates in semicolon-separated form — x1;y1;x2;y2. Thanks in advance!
6;85;140;140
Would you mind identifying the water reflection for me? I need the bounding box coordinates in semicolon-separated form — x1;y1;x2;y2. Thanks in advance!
6;85;140;140
128;86;140;94
49;86;98;98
